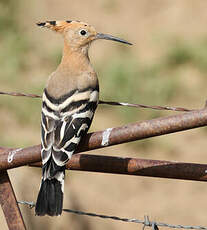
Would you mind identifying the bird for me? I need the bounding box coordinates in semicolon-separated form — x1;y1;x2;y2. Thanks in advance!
35;20;132;216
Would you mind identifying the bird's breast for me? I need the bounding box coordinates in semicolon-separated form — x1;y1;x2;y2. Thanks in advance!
46;70;98;99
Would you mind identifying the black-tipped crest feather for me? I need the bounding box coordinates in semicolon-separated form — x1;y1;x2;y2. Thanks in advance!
36;22;46;27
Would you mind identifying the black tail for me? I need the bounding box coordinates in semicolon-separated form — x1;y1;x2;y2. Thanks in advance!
35;178;63;216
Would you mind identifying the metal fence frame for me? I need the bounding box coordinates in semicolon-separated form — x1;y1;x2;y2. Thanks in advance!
1;106;207;229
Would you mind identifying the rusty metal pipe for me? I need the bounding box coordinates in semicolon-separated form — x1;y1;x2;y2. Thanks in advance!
1;109;207;171
30;154;207;182
0;171;26;229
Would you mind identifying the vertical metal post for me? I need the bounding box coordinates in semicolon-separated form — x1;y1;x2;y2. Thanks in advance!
0;171;26;230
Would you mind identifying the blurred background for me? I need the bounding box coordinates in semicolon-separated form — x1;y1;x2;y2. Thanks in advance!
1;0;207;229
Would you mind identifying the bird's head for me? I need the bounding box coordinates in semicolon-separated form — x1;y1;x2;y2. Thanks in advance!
36;20;132;50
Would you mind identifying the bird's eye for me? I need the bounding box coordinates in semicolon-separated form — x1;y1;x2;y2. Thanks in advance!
79;29;87;36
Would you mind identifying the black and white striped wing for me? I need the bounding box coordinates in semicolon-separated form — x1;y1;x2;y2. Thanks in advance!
41;87;99;177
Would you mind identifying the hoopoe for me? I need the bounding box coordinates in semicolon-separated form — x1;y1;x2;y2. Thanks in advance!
35;20;132;216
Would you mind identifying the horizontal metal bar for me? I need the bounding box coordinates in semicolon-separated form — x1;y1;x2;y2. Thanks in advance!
30;154;207;182
1;108;207;171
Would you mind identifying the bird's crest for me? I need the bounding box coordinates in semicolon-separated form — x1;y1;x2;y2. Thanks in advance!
36;20;132;46
36;20;74;33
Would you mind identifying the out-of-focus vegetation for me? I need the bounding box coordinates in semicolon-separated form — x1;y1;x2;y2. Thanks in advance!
0;1;29;86
0;1;45;146
100;38;207;122
1;1;207;145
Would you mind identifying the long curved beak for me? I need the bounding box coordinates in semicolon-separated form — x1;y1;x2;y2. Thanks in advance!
96;33;132;45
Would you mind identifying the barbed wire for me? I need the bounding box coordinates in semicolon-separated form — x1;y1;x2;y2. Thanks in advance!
0;90;195;112
0;91;41;98
18;201;207;230
99;100;194;112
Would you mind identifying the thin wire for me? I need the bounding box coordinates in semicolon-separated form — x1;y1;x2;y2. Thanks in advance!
99;100;194;112
0;91;41;98
0;90;195;112
18;201;207;230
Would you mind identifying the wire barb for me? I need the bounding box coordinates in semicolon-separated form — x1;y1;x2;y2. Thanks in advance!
143;215;151;229
18;201;207;230
143;216;159;230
